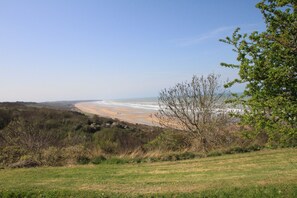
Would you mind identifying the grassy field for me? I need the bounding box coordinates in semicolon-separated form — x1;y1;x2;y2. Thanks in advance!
0;148;296;197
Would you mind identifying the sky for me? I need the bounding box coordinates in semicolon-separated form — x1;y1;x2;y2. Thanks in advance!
0;0;265;102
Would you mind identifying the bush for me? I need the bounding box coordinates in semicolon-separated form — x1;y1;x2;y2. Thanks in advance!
178;152;196;160
76;156;90;165
98;140;119;154
93;129;120;153
224;145;263;155
131;158;142;163
91;155;106;164
41;147;64;166
207;151;223;157
225;147;248;154
0;110;11;130
44;119;60;130
104;157;129;164
160;152;197;162
0;146;26;166
247;144;263;152
62;145;87;164
145;130;189;151
9;155;40;168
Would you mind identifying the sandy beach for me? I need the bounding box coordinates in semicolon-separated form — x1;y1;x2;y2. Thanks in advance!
75;101;160;126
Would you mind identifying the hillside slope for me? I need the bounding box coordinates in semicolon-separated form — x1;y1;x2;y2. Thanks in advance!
0;102;163;167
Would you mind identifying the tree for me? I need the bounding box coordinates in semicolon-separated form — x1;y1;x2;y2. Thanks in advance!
156;74;230;151
220;0;297;146
0;119;61;152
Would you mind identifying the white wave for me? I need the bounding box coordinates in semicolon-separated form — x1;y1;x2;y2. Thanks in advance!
94;100;160;111
93;100;244;113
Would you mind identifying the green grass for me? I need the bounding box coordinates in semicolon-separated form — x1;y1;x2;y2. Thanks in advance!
0;148;296;197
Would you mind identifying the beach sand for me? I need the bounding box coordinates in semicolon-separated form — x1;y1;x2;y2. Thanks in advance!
75;102;160;126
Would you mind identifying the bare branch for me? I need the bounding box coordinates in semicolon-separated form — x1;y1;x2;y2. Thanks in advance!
156;74;230;151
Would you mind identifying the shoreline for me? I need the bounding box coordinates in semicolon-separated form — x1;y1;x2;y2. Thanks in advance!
75;102;160;126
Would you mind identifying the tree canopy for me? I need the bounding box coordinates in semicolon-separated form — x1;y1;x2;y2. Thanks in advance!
220;0;297;146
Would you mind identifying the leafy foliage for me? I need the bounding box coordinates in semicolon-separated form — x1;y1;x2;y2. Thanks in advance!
220;0;297;146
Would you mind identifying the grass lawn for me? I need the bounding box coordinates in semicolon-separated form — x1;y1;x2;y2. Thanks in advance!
0;148;296;197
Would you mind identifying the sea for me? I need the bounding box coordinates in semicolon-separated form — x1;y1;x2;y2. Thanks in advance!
95;97;159;111
94;97;243;113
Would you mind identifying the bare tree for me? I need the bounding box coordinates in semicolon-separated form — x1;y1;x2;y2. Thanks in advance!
156;73;230;152
0;118;62;151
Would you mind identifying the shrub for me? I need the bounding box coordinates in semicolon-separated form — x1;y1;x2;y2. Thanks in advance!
98;140;119;154
104;157;129;164
0;146;26;166
178;152;196;160
225;147;248;154
41;147;64;166
131;158;142;163
145;130;189;151
76;156;90;165
159;152;197;162
9;155;40;168
62;145;88;164
0;110;11;130
224;145;263;155
91;155;106;164
247;144;263;152
207;151;223;157
44;119;60;130
93;129;120;153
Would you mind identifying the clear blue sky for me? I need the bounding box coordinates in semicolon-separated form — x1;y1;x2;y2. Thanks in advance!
0;0;264;102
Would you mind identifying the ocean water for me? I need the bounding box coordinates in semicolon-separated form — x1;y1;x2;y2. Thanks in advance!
94;97;243;113
95;97;159;111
